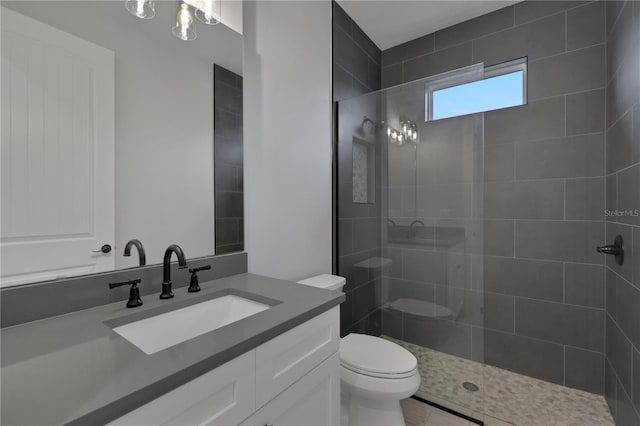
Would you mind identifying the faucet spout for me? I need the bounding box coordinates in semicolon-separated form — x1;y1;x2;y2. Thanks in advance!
160;244;187;299
123;239;146;266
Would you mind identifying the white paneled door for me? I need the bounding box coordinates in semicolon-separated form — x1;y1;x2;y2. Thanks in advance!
1;8;115;286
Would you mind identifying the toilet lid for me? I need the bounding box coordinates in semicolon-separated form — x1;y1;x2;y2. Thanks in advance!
340;334;417;377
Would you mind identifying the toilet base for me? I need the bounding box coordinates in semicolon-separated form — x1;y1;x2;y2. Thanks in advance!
346;394;405;426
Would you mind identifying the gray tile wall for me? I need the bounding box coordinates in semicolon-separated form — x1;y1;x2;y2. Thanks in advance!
214;65;244;254
333;2;383;336
603;2;640;425
380;1;611;396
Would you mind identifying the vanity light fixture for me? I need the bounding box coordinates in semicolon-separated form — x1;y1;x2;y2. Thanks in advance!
172;2;197;41
125;0;155;19
388;121;419;146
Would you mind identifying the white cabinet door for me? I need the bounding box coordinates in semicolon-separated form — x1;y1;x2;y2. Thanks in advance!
241;352;340;426
255;306;339;407
108;351;255;426
1;8;115;286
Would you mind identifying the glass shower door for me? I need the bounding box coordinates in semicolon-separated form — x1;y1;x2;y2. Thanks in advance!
336;69;485;419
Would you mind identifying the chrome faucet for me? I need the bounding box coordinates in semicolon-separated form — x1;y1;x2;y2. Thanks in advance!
408;219;425;238
160;244;187;299
123;239;146;266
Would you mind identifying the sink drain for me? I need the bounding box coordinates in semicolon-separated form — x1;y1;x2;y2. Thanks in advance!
462;382;479;392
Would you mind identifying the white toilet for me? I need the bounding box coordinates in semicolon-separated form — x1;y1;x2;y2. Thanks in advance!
297;274;421;426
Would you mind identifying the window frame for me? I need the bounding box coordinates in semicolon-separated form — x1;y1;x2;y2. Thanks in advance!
425;57;528;122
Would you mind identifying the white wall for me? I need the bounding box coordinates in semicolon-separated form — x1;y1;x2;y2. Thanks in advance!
243;1;333;281
3;2;242;268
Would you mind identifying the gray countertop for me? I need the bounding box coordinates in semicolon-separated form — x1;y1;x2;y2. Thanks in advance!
0;273;344;426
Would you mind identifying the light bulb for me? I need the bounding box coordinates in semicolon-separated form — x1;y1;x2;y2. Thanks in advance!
387;127;391;136
125;0;155;19
172;3;197;41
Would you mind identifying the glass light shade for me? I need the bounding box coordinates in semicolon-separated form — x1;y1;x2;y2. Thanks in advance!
125;0;155;19
172;3;197;41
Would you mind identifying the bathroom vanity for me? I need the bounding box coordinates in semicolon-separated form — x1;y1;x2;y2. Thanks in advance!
0;273;344;425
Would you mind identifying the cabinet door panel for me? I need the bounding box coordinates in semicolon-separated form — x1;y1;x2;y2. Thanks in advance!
242;352;340;426
109;351;255;426
255;306;339;407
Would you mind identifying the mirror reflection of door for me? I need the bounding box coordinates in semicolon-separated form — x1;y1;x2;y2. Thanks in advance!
1;8;115;286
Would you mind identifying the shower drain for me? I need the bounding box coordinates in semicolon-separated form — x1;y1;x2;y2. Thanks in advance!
462;382;480;392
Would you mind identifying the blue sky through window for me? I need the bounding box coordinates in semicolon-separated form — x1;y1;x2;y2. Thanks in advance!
432;71;524;120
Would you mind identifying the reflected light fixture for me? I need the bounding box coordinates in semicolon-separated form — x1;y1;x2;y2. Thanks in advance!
125;0;155;19
187;0;221;25
172;2;197;41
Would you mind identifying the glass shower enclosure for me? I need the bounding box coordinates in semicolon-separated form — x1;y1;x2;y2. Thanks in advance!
336;68;486;418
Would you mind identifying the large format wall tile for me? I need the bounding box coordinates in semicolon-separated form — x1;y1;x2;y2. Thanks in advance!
484;180;564;220
528;46;605;101
514;298;604;351
515;220;604;264
434;6;514;51
607;315;633;394
473;13;565;66
403;42;473;83
484;329;564;385
565;346;605;394
484;256;563;301
564;263;605;308
567;1;605;51
565;177;605;220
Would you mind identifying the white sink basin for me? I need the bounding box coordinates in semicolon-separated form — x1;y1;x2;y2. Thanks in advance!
113;295;270;354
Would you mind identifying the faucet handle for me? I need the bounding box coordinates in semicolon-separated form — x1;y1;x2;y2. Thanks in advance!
187;265;211;293
109;279;143;308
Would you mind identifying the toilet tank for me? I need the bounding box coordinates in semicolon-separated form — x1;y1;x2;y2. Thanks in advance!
297;274;346;292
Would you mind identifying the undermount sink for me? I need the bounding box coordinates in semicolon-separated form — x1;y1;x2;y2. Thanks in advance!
112;295;270;354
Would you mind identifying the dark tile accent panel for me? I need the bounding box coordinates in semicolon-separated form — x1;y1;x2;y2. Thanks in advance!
353;217;381;252
565;346;605;394
515;220;604;264
484;256;564;302
484;328;565;385
332;2;352;36
1;252;248;327
606;1;625;36
567;1;605;51
564;263;605;308
607;267;618;321
483;220;515;257
382;33;434;66
484;180;564;220
338;219;354;256
515;298;604;351
434;6;514;51
484;96;565;145
214;65;243;254
607;314;633;394
514;1;587;26
403;42;473;83
353;279;382;321
566;89;606;135
514;133;604;180
473;13;565;67
528;46;605;101
385;278;435;303
565;177;605;220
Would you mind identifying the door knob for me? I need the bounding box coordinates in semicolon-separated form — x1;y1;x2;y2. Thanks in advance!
596;235;624;265
93;244;112;254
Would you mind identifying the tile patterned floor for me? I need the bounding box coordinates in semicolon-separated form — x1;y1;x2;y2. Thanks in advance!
386;336;615;426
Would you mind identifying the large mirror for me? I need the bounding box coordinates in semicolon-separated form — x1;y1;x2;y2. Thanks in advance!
1;0;244;286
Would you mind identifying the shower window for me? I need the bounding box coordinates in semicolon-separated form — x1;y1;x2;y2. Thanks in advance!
426;58;527;121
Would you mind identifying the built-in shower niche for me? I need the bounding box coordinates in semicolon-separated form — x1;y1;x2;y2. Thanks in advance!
352;137;376;204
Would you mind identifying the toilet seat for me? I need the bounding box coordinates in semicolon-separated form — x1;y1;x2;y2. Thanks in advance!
340;334;417;379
